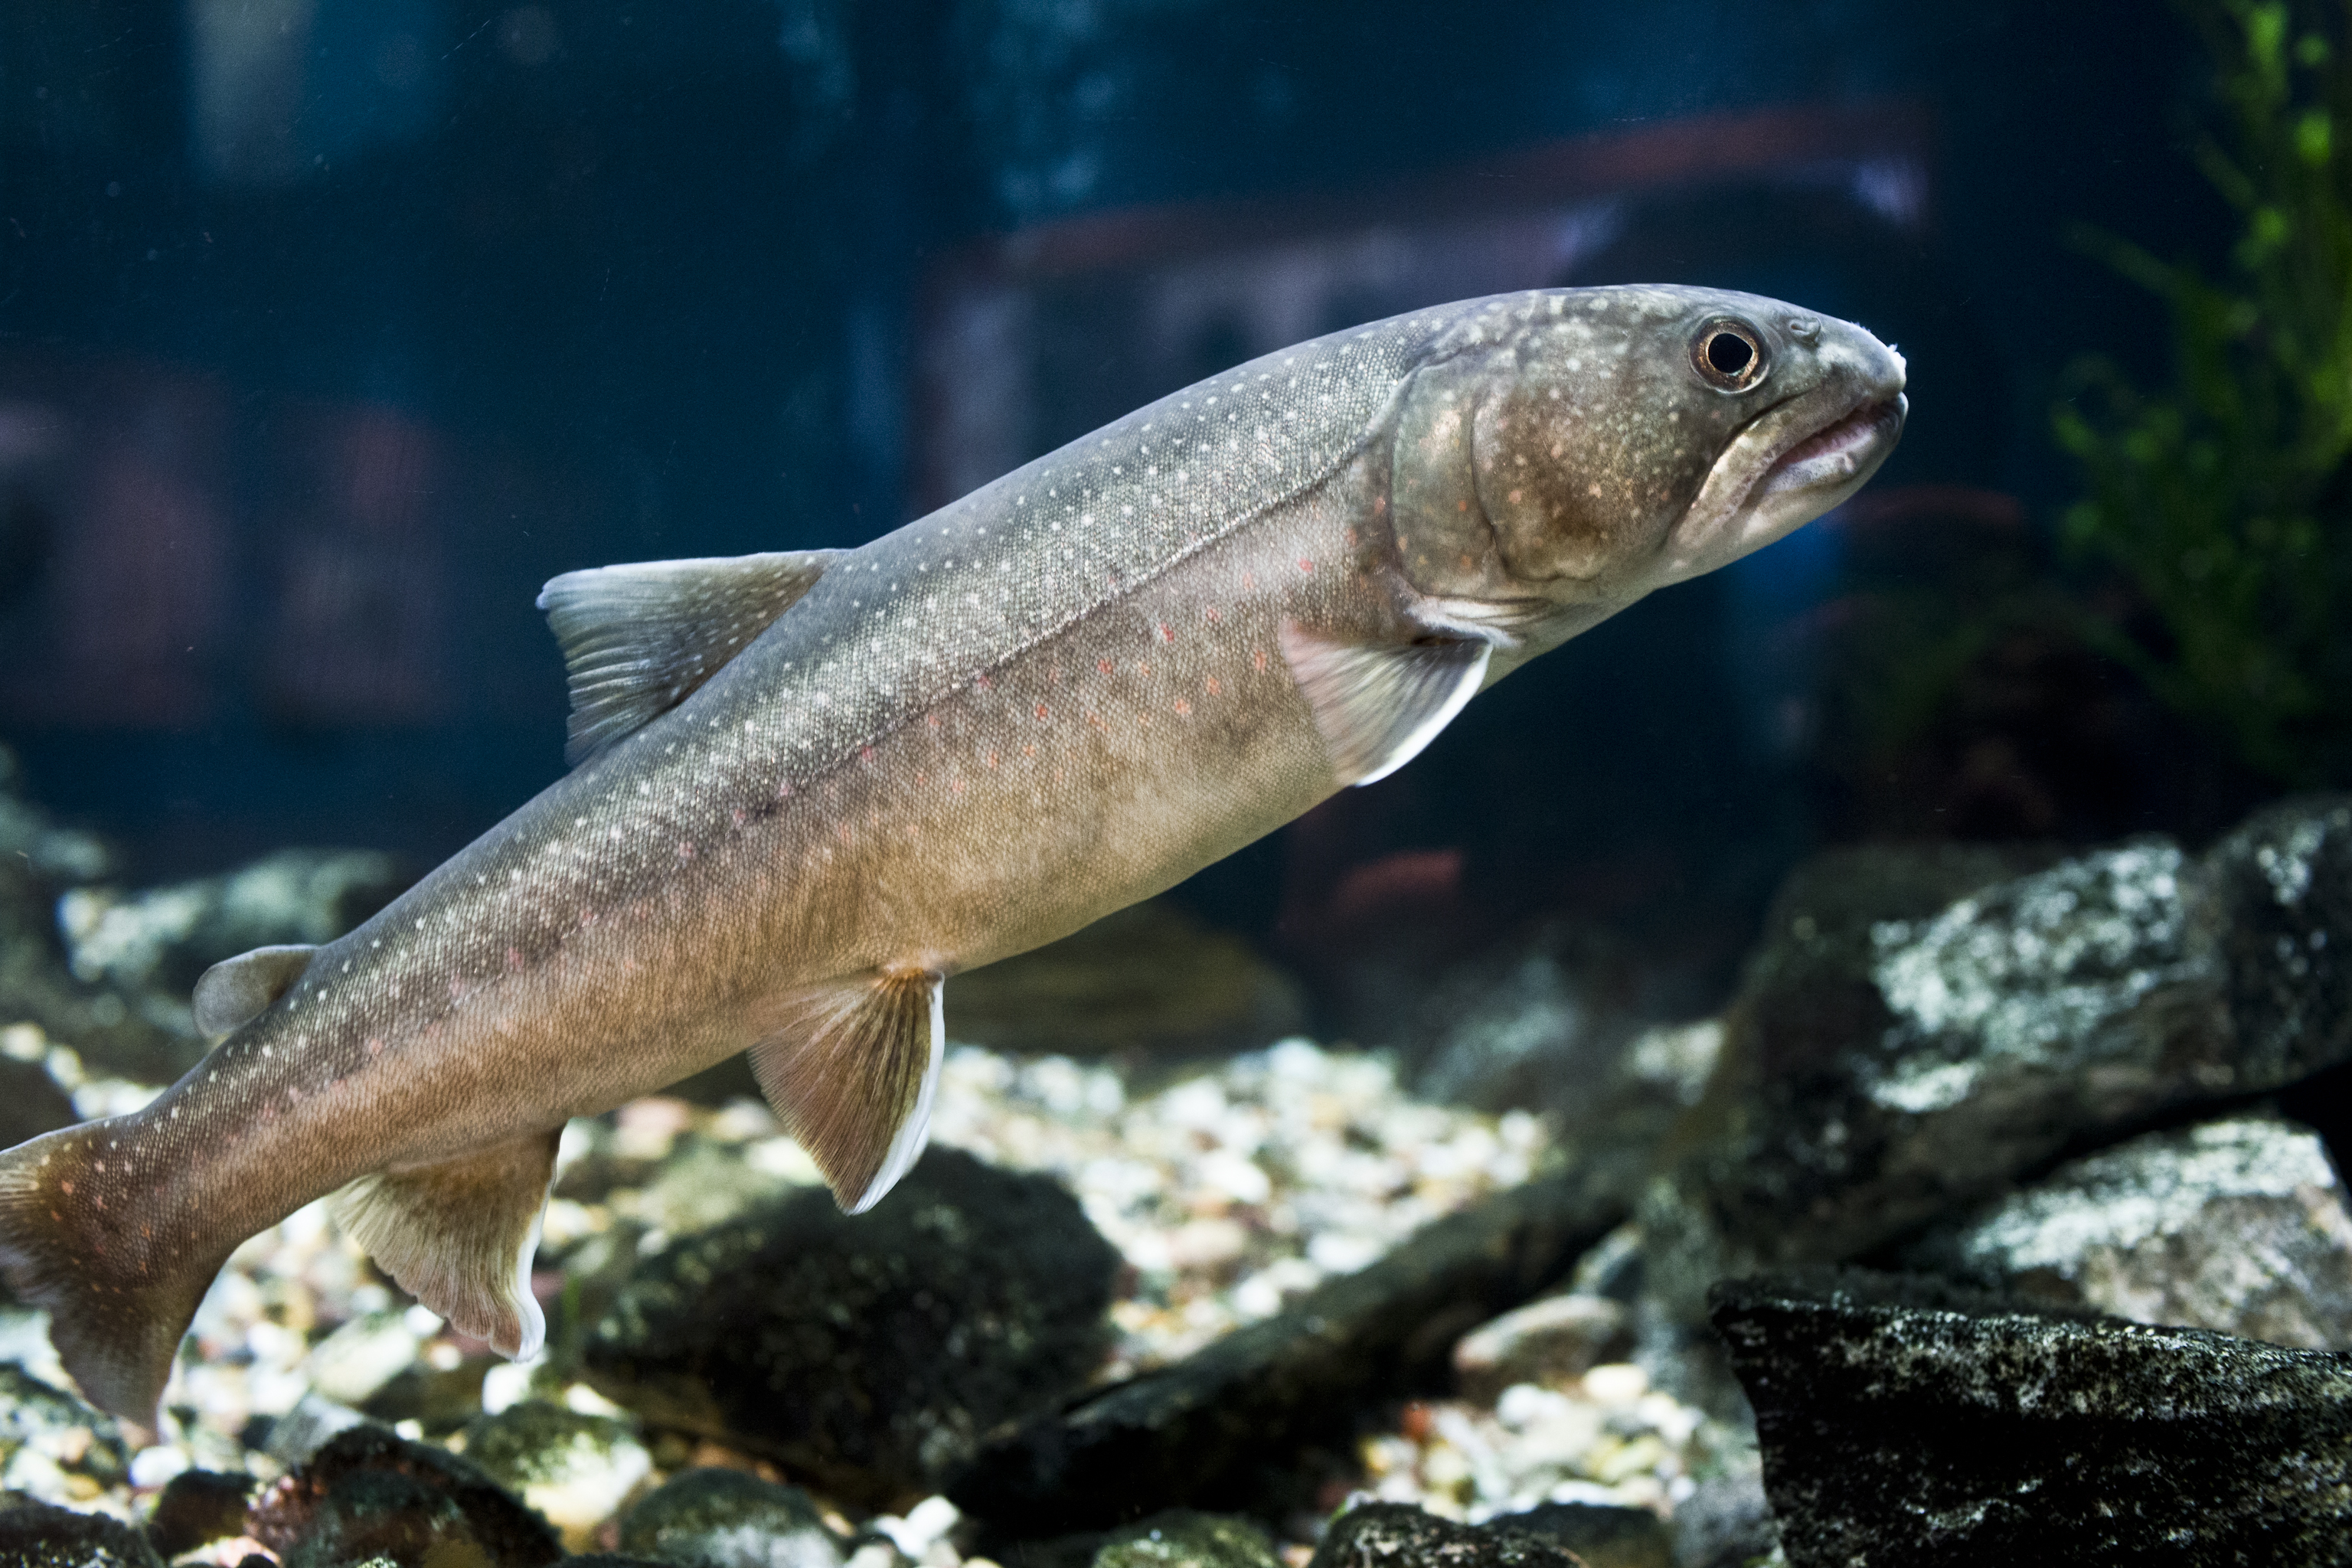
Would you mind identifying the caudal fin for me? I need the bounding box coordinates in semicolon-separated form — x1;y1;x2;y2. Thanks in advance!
0;1122;227;1427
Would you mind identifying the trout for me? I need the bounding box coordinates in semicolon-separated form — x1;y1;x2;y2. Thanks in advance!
0;286;1904;1424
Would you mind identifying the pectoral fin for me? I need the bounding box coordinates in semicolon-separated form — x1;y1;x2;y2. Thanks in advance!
1279;622;1491;786
192;944;318;1037
746;969;944;1214
538;549;845;765
334;1128;562;1357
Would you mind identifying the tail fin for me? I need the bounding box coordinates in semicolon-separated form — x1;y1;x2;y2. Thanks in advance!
0;1122;227;1428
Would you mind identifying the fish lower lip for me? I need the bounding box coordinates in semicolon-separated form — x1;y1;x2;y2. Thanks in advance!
1761;398;1902;490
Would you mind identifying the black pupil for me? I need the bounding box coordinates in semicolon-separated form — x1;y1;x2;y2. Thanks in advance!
1707;332;1755;377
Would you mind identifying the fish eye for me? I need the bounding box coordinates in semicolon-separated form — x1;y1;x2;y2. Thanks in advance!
1692;320;1766;391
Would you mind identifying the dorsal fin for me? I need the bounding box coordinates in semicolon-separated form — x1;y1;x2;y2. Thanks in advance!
1279;622;1491;786
537;549;845;766
191;944;318;1037
745;968;944;1214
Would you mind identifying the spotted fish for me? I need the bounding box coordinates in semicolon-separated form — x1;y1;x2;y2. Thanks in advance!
0;286;1905;1425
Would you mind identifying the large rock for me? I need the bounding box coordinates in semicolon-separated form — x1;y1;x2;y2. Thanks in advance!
57;846;407;998
586;1146;1119;1507
1710;1271;2352;1564
956;1168;1625;1534
0;1495;162;1568
1305;1503;1586;1568
1399;920;1655;1116
246;1423;563;1568
1650;800;2352;1316
1902;1114;2352;1348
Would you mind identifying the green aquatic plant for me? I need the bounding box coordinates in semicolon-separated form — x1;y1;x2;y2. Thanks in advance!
2055;0;2352;784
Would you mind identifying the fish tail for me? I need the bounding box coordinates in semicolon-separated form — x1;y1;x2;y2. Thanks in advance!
0;1121;224;1428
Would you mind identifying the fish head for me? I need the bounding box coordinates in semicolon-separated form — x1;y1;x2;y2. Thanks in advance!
1390;286;1906;613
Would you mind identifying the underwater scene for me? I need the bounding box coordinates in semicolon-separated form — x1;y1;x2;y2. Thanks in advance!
3;2;2352;1564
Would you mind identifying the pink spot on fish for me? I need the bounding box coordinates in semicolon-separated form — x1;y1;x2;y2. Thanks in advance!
1158;622;1173;642
677;841;694;860
1298;557;1315;572
732;808;746;828
506;947;524;970
367;1037;384;1055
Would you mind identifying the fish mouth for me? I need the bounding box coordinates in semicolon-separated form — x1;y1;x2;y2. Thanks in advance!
1756;395;1906;497
1654;381;1906;586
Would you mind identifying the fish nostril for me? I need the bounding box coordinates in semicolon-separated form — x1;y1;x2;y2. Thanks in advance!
1786;318;1820;343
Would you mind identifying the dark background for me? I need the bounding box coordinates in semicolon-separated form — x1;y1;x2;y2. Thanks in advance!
0;1;2233;1008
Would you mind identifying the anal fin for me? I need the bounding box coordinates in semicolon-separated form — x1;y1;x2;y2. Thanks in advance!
1279;622;1491;786
746;969;943;1214
335;1128;561;1357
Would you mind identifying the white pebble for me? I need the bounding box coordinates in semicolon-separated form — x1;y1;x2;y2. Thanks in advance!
128;1446;189;1488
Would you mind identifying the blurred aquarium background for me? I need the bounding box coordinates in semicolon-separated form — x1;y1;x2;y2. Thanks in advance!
0;0;2256;1020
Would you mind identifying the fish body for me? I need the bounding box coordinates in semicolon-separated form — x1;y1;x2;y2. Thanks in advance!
0;286;1906;1423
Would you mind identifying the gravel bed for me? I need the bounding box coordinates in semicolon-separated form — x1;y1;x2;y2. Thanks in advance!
0;1024;1713;1557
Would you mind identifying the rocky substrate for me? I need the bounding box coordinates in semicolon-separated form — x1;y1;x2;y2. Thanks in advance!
3;750;2352;1564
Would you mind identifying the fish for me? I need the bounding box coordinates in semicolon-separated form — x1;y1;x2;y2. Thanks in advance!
0;286;1904;1426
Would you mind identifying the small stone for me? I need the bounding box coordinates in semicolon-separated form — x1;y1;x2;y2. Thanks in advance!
305;1310;426;1406
875;1494;960;1558
616;1467;848;1568
1305;1503;1586;1568
1453;1293;1632;1402
1903;1114;2352;1348
143;1468;256;1558
264;1390;371;1465
462;1399;654;1547
247;1424;562;1568
0;1494;164;1567
1092;1510;1279;1568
